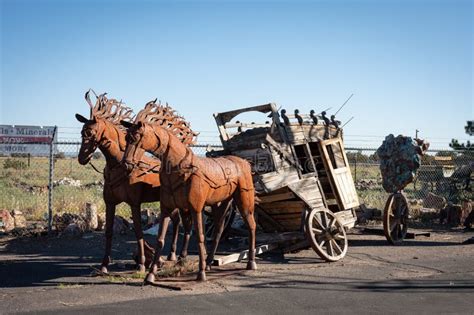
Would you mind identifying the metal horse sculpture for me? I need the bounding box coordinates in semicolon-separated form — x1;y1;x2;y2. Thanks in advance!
75;91;195;273
121;104;257;283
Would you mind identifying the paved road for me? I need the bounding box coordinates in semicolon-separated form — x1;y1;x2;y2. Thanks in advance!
1;229;473;314
32;272;474;315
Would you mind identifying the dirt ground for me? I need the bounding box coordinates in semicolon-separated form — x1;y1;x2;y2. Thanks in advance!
1;227;473;314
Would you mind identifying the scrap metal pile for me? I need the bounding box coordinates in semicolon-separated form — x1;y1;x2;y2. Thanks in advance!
377;134;429;193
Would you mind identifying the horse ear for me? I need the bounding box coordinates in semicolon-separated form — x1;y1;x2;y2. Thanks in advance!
75;113;89;123
137;121;144;128
120;120;134;128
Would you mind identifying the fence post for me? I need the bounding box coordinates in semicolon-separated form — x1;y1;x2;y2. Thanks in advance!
354;150;359;182
48;126;57;234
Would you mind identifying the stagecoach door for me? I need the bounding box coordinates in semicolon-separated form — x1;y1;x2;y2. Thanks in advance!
318;137;359;210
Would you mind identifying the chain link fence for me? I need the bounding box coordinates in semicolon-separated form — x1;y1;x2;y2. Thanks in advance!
346;148;473;211
1;141;472;231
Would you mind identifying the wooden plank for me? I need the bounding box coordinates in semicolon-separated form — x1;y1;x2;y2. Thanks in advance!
287;177;326;210
334;209;357;228
265;134;301;170
277;218;303;225
225;122;271;129
255;206;287;232
259;170;300;192
284;124;338;143
213;113;229;142
214;103;275;125
271;213;303;220
271;154;292;170
259;207;303;215
212;231;306;266
260;200;306;209
212;243;279;266
259;191;296;203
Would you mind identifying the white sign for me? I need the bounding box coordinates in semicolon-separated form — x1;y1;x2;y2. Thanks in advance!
0;125;57;156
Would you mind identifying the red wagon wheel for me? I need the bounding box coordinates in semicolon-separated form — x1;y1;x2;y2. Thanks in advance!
383;192;409;245
305;208;348;262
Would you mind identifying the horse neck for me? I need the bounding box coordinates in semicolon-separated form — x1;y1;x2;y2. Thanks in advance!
152;127;191;168
98;120;126;167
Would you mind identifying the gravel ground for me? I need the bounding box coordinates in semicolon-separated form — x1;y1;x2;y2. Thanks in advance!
1;227;473;314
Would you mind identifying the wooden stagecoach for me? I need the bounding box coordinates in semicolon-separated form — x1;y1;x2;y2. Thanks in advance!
208;103;360;263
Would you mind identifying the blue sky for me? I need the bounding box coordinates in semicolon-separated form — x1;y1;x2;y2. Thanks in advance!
1;0;472;148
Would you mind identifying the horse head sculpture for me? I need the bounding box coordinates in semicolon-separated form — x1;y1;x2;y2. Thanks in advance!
121;99;198;172
75;90;133;165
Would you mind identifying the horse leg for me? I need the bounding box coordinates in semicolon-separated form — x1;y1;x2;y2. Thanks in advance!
167;209;180;261
144;210;171;284
192;208;207;281
101;202;116;274
178;209;192;261
131;204;146;273
235;189;257;271
206;199;232;271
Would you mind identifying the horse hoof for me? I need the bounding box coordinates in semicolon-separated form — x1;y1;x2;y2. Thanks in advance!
137;264;146;273
100;266;109;274
144;273;156;285
196;271;207;282
167;253;177;262
246;261;257;271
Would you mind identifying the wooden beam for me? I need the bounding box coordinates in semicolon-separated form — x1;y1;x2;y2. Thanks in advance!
212;243;280;266
259;191;296;203
255;206;287;232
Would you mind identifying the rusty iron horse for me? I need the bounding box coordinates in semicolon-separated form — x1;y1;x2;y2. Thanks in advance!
75;91;196;272
121;101;257;282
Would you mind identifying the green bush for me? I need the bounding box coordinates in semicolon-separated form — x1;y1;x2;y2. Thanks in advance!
3;158;27;170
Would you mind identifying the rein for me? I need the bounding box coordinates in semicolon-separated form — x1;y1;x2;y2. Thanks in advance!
89;161;104;174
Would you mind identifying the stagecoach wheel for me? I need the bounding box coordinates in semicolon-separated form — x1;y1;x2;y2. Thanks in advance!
305;208;348;262
204;201;236;242
383;192;409;245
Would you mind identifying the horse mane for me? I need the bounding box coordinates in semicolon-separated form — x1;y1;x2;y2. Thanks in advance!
134;100;198;145
90;92;135;125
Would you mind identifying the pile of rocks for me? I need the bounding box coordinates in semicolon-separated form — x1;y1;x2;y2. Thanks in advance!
53;203;107;236
53;177;82;187
376;134;429;193
410;192;473;227
53;203;132;237
440;200;473;227
355;179;379;191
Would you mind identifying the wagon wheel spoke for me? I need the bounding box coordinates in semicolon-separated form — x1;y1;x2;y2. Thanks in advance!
395;225;401;239
326;239;334;256
322;211;329;227
330;239;343;255
328;217;336;228
312;227;323;234
312;216;324;230
390;219;399;232
333;232;345;241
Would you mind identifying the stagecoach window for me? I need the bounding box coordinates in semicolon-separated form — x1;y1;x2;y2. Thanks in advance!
294;144;315;174
326;143;346;169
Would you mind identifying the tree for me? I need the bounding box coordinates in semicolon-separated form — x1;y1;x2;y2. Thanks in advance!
450;121;473;151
